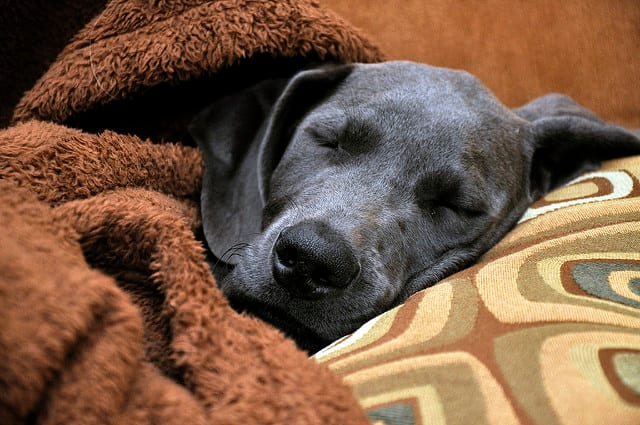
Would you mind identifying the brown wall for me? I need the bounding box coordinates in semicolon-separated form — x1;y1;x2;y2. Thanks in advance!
322;0;640;127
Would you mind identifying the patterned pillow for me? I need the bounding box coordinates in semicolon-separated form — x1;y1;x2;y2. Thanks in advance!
315;156;640;425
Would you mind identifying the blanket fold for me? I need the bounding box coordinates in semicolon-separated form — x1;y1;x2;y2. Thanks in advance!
13;0;381;125
1;0;383;423
0;180;209;425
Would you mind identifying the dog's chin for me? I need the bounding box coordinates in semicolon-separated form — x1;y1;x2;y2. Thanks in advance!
217;245;401;352
225;294;332;353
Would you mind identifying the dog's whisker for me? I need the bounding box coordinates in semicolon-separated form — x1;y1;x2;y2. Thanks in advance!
225;243;250;256
216;242;251;267
285;195;303;214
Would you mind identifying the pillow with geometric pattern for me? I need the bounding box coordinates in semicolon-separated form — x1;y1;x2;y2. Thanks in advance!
315;156;640;425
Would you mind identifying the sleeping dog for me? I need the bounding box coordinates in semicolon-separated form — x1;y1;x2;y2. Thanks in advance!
189;61;640;352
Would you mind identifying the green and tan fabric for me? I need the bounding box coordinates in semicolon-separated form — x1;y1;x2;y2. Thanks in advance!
315;156;640;425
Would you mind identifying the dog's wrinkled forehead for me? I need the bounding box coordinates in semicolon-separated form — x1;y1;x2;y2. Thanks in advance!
342;62;507;119
301;62;516;152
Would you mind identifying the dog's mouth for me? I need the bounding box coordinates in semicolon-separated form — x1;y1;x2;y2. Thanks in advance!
226;295;332;354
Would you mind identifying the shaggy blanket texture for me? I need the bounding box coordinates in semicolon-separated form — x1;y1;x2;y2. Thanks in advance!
0;1;382;423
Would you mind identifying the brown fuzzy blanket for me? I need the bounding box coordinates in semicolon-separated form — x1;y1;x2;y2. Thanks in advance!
0;1;382;423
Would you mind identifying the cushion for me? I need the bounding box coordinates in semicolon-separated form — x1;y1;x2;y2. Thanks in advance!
315;155;640;425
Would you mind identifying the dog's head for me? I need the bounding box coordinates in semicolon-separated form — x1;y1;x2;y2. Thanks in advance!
190;61;640;352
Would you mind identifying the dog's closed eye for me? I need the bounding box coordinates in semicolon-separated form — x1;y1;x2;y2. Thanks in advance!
303;113;346;149
414;171;486;220
304;115;381;157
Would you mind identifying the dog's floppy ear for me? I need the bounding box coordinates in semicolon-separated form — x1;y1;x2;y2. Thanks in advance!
514;94;640;201
189;65;353;264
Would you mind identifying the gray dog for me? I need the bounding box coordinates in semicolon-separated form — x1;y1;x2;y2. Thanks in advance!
190;61;640;352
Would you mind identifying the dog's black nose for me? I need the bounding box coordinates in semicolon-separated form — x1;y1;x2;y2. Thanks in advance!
272;221;360;298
